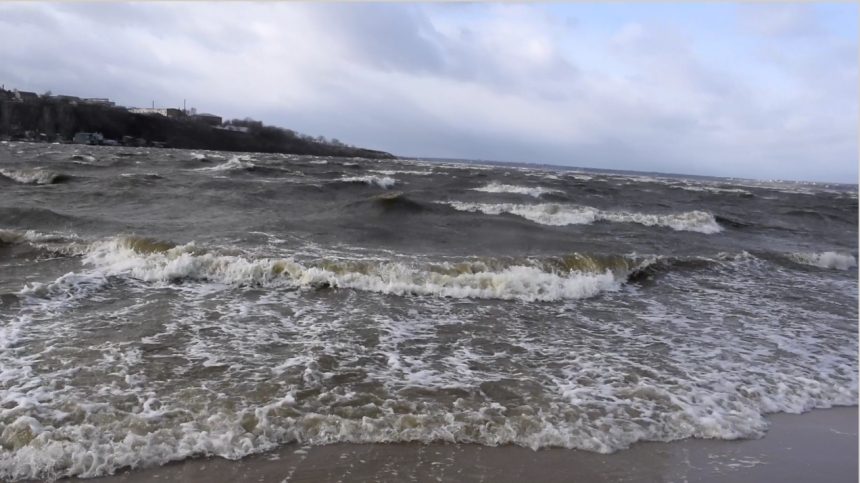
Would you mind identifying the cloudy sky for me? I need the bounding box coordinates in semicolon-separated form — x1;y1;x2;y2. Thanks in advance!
1;2;856;182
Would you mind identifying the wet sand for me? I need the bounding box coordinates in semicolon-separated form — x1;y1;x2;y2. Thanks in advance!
80;407;857;483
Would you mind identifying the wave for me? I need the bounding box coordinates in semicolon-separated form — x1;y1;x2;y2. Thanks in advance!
788;252;857;270
672;185;753;196
196;156;256;172
340;175;396;189
0;168;71;185
189;152;224;162
120;173;163;180
0;207;81;228
75;237;623;302
370;170;433;176
349;192;426;214
0;387;783;481
69;154;97;164
442;202;723;234
0;229;74;246
472;183;563;198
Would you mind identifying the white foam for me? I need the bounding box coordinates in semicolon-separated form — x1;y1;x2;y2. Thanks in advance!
69;154;97;164
672;184;752;196
442;202;723;234
0;168;66;185
789;252;857;270
80;238;620;302
196;156;256;172
472;183;563;198
340;176;396;189
370;170;432;176
189;152;222;161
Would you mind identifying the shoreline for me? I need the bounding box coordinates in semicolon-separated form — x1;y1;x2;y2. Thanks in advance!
73;407;858;483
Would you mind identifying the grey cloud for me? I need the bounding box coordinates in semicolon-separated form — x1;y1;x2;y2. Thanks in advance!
312;3;580;101
0;3;854;182
316;3;447;75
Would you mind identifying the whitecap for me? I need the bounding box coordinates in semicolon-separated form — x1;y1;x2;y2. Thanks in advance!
442;202;723;234
340;176;396;189
788;252;857;270
0;168;68;185
472;183;562;198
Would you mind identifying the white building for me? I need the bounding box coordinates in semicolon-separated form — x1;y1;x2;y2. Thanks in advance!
129;107;183;118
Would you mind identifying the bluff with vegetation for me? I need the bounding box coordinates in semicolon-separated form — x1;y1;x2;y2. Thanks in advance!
0;99;396;159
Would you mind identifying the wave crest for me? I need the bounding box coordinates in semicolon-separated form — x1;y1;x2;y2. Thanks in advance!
196;156;256;172
472;183;562;198
788;252;857;270
443;202;722;233
81;237;623;302
340;175;396;189
0;168;70;185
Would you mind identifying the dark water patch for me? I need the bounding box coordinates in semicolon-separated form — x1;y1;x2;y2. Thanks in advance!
347;192;427;215
714;215;751;229
0;206;81;228
782;208;854;224
534;192;570;203
251;165;305;178
0;240;67;261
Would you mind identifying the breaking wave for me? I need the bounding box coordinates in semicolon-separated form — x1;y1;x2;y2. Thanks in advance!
788;252;857;270
370;170;433;176
340;175;397;189
196;156;256;172
442;202;723;234
0;168;70;185
472;183;563;198
69;154;97;164
0;229;73;245
79;237;623;302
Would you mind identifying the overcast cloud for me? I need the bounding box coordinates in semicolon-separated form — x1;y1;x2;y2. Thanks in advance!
1;2;856;182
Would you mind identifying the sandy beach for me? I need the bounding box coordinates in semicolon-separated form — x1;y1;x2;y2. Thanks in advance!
75;407;857;483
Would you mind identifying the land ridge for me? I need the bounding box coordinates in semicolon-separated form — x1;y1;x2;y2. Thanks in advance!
0;97;396;159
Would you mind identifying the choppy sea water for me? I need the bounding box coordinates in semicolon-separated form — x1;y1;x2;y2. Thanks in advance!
0;141;857;481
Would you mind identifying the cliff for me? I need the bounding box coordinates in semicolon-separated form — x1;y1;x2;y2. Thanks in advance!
0;99;396;160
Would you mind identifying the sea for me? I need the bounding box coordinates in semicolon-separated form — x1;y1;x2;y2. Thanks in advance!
0;141;857;481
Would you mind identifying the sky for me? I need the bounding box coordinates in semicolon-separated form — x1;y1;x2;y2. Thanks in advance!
0;2;857;183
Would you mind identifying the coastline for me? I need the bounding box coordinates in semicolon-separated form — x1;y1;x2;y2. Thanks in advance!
75;407;857;483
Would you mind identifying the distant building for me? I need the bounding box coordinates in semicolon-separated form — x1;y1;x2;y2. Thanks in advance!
12;90;38;102
83;98;115;107
192;113;222;126
129;107;183;118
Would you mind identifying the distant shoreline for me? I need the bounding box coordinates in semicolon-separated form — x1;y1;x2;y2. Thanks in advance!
0;98;396;160
404;156;859;188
